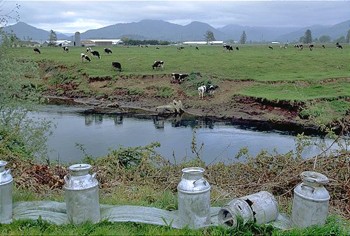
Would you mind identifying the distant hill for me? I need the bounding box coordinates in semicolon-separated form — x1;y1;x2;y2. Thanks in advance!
2;22;70;42
3;19;350;43
81;19;227;42
277;20;350;42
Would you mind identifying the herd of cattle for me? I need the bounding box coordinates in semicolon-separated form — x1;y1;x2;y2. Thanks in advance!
32;42;345;99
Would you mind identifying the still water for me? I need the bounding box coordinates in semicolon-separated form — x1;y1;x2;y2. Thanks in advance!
31;105;333;164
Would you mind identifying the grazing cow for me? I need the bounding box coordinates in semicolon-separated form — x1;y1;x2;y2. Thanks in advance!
91;50;101;59
177;46;185;50
309;44;314;51
81;53;91;62
223;45;233;51
336;42;343;49
171;73;189;84
322;45;326;49
235;47;239;50
104;48;112;54
152;60;164;70
112;61;122;71
62;46;69;52
268;46;273;50
195;46;199;50
33;47;41;54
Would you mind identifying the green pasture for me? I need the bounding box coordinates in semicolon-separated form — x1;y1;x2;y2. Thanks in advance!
8;44;350;81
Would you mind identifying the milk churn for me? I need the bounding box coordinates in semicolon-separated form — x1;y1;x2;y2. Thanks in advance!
64;163;100;224
218;191;278;227
0;160;13;224
177;167;211;229
292;171;330;228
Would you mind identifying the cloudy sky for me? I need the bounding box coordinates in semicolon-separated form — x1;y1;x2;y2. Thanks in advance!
2;0;350;34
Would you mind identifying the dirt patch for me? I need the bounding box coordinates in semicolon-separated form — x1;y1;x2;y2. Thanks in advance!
40;69;322;134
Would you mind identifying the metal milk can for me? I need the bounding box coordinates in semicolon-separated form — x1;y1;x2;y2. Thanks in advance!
218;191;278;227
292;171;330;228
64;163;100;224
177;167;211;229
0;160;13;224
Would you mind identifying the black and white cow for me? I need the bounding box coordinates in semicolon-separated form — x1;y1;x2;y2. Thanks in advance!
198;85;206;99
86;47;101;58
152;60;164;70
198;84;219;99
336;42;343;49
309;44;314;51
104;48;112;54
62;46;69;52
171;73;189;84
268;46;273;50
91;50;101;59
81;53;91;62
207;84;219;95
223;45;233;51
112;61;122;71
33;47;41;54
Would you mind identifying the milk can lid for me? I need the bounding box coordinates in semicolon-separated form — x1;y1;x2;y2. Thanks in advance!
301;171;329;185
0;161;13;185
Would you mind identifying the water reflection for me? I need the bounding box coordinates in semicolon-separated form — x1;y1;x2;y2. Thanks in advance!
30;105;338;164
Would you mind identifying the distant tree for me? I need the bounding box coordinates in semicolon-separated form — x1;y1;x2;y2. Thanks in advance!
319;35;331;43
48;29;57;46
204;30;216;43
303;29;312;44
346;29;350;43
240;31;247;44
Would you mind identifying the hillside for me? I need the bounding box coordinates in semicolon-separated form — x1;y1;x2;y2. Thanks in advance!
3;19;350;43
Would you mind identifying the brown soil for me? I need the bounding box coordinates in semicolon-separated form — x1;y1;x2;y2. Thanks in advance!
42;74;322;134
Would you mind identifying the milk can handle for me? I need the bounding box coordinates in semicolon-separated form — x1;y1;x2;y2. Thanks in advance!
193;179;207;187
5;169;11;176
91;173;96;181
301;183;315;193
64;175;70;183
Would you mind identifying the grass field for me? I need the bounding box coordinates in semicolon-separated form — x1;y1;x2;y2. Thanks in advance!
8;44;350;126
9;44;350;82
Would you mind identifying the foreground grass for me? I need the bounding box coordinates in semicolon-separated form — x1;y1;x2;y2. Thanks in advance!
1;216;348;236
2;141;350;235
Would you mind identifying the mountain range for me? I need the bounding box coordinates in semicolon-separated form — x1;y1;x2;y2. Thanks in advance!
3;19;350;43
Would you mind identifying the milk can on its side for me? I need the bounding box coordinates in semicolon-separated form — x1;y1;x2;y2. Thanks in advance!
292;171;330;228
218;191;278;227
177;167;211;229
0;160;13;224
64;164;100;224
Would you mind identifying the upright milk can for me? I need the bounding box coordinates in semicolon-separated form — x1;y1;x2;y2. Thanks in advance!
177;167;211;229
0;160;13;224
292;171;330;228
64;164;100;224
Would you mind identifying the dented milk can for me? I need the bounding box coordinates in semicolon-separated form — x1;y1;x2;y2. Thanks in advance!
292;171;330;228
0;161;13;224
177;167;211;228
218;191;279;227
64;164;100;224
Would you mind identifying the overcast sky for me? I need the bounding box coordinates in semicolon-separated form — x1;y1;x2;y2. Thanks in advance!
2;1;350;34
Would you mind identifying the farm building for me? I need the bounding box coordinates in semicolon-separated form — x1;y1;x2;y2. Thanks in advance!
183;41;223;45
80;39;123;47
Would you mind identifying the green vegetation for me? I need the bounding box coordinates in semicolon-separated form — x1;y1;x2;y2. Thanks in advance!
8;44;350;82
8;44;350;126
2;42;350;234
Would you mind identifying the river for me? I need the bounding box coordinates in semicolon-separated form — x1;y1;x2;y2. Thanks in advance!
30;105;336;164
